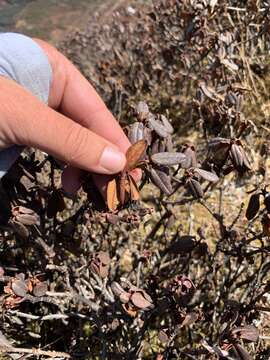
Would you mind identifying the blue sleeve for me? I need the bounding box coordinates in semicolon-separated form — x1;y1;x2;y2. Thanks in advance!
0;32;53;177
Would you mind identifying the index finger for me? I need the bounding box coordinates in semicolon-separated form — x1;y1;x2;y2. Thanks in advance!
34;38;131;153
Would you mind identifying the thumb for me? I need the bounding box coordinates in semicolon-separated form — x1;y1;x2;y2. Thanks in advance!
1;77;126;174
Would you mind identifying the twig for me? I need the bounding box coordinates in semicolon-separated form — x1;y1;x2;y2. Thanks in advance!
0;345;70;358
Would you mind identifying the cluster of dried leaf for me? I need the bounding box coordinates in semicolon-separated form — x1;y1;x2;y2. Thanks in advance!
1;0;270;359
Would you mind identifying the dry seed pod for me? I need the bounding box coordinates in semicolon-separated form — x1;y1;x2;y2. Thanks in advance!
125;139;147;172
246;193;260;220
194;168;219;182
151;152;186;166
149;167;173;195
186;178;204;199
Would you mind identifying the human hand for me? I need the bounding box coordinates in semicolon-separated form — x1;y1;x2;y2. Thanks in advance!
0;38;137;195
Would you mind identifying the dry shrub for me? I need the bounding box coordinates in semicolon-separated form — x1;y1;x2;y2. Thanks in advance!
1;1;270;359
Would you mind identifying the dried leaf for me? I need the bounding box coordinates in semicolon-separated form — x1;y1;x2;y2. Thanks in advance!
148;116;170;138
107;178;119;211
149;167;173;195
168;235;196;254
158;330;169;343
135;101;149;120
187;178;204;198
160;115;173;134
128;174;140;201
129;122;145;144
125;140;147;171
233;344;252;360
181;312;199;327
10;220;29;238
182;146;197;169
12;206;40;226
119;175;129;205
131;291;153;309
151;152;186;166
11;279;28;298
122;303;137;317
98;251;110;265
246;193;260;220
221;58;239;72
194;168;219;182
230;144;244;168
231;325;259;342
111;282;125;297
33;282;48;297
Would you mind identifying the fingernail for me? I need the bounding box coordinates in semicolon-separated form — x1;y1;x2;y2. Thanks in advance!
100;146;126;173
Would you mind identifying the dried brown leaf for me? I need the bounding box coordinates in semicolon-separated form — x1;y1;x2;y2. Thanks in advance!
246;193;260;220
107;178;119;211
125;140;147;171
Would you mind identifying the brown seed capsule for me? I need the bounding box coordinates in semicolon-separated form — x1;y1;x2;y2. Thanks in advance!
151;152;186;166
230;143;244;169
246;193;260;220
186;178;204;198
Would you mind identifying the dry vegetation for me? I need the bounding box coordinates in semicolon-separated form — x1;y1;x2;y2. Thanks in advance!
1;0;270;359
